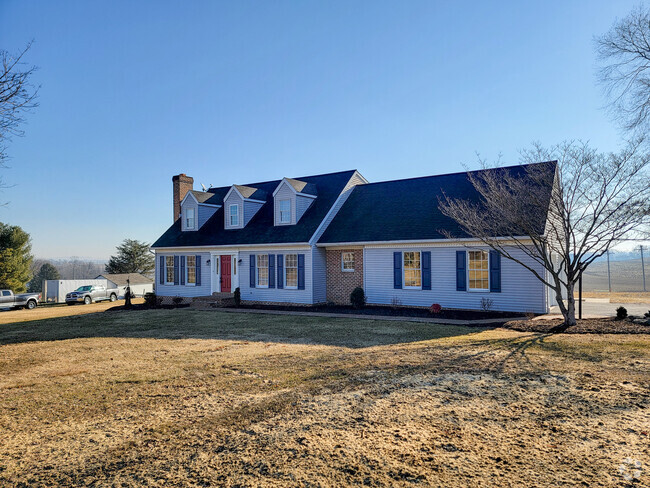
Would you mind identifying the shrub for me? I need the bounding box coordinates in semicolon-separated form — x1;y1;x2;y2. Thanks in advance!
172;296;184;306
350;287;366;309
616;306;628;320
144;292;157;307
234;287;241;307
429;303;442;314
645;310;650;319
480;297;494;312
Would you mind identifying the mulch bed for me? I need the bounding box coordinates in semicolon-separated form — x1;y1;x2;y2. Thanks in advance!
233;303;527;321
504;317;650;334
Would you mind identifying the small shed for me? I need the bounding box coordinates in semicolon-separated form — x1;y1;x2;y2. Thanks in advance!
95;273;154;297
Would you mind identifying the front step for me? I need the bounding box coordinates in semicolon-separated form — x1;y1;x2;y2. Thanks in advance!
191;294;235;309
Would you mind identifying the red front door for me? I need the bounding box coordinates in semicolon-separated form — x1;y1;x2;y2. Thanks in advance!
220;255;231;293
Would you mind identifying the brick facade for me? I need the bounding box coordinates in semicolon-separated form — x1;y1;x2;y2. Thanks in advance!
172;173;194;222
326;249;363;305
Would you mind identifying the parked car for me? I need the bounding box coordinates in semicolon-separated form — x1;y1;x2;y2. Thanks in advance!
65;285;118;305
0;289;40;310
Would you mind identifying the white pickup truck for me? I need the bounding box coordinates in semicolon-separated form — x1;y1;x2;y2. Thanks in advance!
65;284;118;305
0;290;40;310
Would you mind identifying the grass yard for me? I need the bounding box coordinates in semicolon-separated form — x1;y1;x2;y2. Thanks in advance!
0;309;648;487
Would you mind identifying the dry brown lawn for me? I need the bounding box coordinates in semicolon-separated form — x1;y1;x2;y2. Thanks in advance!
583;291;650;304
0;309;648;487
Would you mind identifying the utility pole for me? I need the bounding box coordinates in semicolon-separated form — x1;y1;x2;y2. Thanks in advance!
641;245;646;293
607;250;612;293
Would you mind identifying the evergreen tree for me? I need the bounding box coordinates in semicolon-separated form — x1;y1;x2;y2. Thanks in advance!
0;223;33;292
105;239;154;277
27;262;60;292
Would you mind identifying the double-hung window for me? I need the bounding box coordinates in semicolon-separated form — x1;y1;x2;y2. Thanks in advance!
185;208;195;229
403;251;421;288
285;254;298;288
279;199;291;224
257;254;269;287
230;204;239;226
468;250;489;290
186;255;196;285
341;252;355;271
165;256;174;284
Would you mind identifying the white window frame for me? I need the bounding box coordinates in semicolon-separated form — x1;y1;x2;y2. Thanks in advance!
402;251;422;290
229;204;239;226
165;256;175;285
185;207;195;229
186;255;196;286
341;252;355;272
279;199;291;224
467;250;490;292
256;254;269;288
284;254;298;289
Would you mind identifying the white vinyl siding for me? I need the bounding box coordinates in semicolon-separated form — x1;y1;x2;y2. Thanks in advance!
156;252;211;297
243;200;264;226
274;183;296;225
311;246;327;304
240;248;313;304
363;245;547;313
295;194;314;222
198;205;218;228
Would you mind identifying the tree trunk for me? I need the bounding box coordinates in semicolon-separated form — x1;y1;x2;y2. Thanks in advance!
564;282;577;326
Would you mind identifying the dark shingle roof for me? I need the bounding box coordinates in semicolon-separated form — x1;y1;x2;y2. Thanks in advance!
189;190;222;205
318;162;556;244
152;170;358;248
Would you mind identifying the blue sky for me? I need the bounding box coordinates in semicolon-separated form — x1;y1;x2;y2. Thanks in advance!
0;0;640;259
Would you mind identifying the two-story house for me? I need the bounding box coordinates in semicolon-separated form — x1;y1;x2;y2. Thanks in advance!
152;163;556;313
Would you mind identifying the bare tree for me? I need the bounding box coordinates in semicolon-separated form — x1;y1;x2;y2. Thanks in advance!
439;140;650;327
596;5;650;135
0;42;39;174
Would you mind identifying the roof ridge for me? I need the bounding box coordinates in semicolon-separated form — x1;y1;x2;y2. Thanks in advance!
357;161;557;188
207;169;358;194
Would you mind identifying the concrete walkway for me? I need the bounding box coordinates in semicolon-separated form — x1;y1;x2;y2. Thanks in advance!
548;298;649;318
218;307;522;326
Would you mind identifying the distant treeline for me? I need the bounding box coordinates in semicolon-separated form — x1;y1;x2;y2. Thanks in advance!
31;258;106;281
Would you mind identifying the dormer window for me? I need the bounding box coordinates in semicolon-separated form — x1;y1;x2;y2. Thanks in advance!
279;199;291;223
229;204;239;226
185;208;195;229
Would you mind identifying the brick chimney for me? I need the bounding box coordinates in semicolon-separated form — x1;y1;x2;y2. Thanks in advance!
172;173;193;222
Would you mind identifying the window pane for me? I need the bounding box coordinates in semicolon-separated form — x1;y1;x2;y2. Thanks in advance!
468;250;489;290
257;255;269;286
187;256;196;284
280;200;291;223
403;251;421;287
166;256;174;283
342;252;355;270
285;254;298;287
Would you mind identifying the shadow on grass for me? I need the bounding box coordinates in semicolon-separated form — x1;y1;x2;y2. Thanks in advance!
0;308;495;348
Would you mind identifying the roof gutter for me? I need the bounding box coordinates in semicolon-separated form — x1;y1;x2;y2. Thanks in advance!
316;236;534;247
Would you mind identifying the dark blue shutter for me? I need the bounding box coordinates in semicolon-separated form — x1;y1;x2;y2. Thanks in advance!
269;254;275;288
489;250;501;292
173;256;179;285
297;254;305;290
277;254;284;289
180;256;186;285
159;256;164;285
393;252;402;289
249;254;256;288
456;251;466;291
422;251;431;290
196;255;202;286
